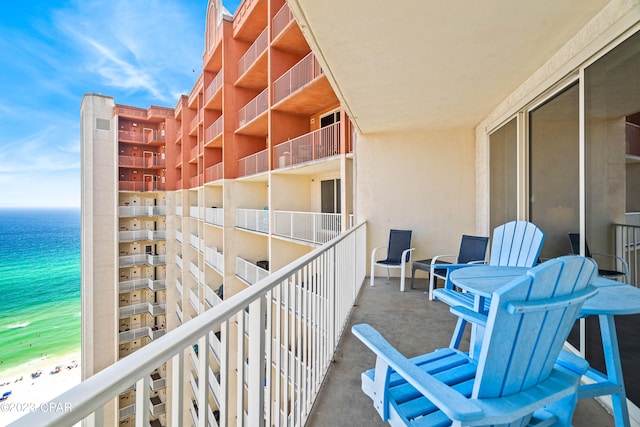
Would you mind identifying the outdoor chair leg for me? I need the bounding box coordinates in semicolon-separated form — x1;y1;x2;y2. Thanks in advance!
449;317;467;349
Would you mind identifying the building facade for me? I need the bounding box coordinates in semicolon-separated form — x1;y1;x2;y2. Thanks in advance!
81;0;355;425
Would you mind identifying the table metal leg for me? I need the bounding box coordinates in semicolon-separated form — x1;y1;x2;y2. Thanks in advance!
578;314;630;427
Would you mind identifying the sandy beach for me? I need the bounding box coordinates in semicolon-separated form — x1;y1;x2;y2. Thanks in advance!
0;351;80;425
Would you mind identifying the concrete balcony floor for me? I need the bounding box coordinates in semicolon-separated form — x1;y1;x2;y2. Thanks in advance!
306;276;614;427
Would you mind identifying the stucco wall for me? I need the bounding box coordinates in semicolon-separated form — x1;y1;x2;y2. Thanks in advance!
356;128;477;275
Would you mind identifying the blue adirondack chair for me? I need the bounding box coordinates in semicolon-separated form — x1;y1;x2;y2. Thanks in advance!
353;256;597;427
433;221;545;346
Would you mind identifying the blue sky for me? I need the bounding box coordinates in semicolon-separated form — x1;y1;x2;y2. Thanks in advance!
0;0;240;208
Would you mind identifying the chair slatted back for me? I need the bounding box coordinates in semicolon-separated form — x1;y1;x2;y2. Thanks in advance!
457;235;489;264
386;229;412;263
473;256;597;399
489;221;545;267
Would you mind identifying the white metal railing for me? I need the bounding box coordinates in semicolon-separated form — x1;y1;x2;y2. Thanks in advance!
119;326;166;344
119;254;166;267
236;208;269;233
205;162;224;183
176;302;183;323
190;206;204;219
274;211;341;244
205;285;222;308
238;88;268;128
190;262;205;285
237;148;269;177
176;278;183;297
118;205;166;217
176;229;183;243
206;208;224;226
272;2;294;39
205;71;223;104
189;288;200;313
119;229;166;242
205;247;224;274
176;205;183;217
176;254;183;270
236;257;269;285
274;122;340;168
119;302;166;318
206;115;224;144
237;27;268;78
273;52;322;104
118;180;166;192
118;278;166;293
13;223;367;427
615;223;640;287
190;234;204;252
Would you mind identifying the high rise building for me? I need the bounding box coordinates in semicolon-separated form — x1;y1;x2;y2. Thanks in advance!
81;1;355;425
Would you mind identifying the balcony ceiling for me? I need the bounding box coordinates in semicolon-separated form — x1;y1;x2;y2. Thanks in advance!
287;0;610;133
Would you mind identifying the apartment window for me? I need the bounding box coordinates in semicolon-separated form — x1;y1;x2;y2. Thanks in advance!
320;111;340;128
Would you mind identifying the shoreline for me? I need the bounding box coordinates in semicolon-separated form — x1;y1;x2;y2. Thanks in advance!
0;350;81;425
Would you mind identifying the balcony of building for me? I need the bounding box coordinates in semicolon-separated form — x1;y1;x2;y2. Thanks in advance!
205;207;224;227
271;3;308;55
189;288;200;314
236;256;269;285
190;261;205;286
118;253;166;268
175;301;183;324
150;370;166;391
232;0;268;53
236;207;269;234
189;233;205;253
273;122;340;170
205;162;224;184
237;148;269;178
117;129;166;146
119;180;166;192
205;285;223;308
149;395;166;416
205;246;224;275
204;71;223;110
189;141;203;163
188;73;204;109
273;210;341;245
189;110;202;136
190;205;205;220
204;115;224;148
176;229;183;243
118;229;166;242
118;205;167;217
176;253;183;271
176;278;183;299
236;88;268;136
118;326;165;344
189;174;203;188
272;52;337;115
119;302;167;319
8;223;615;427
118;278;166;293
236;26;268;90
176;205;183;217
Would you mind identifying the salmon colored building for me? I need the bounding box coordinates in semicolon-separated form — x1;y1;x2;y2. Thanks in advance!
81;0;355;425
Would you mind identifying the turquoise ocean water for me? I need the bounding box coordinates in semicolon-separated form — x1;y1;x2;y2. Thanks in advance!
0;208;80;373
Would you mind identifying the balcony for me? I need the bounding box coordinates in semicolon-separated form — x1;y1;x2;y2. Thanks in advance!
189;288;200;313
150;371;166;391
236;257;269;285
273;122;340;169
118;154;165;169
118;205;167;217
189;233;204;252
273;210;341;244
176;229;183;243
118;129;165;144
190;206;204;219
205;115;224;147
176;254;183;270
118;253;166;267
272;2;294;40
190;261;205;285
176;205;183;217
149;396;166;416
204;71;223;110
119;302;166;318
237;148;269;178
176;302;183;324
237;88;268;132
119;180;166;192
118;326;166;344
236;27;268;87
118;278;166;293
118;403;135;420
205;207;224;226
205;162;224;183
176;278;183;298
205;247;224;274
118;229;166;242
236;208;268;233
205;285;222;308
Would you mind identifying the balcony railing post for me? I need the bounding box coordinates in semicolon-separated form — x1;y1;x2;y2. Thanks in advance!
135;376;150;427
197;333;210;427
247;297;266;426
171;352;184;427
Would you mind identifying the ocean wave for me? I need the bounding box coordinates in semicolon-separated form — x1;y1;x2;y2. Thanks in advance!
6;322;30;329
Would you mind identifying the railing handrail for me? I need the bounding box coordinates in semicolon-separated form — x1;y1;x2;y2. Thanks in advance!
10;222;366;427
